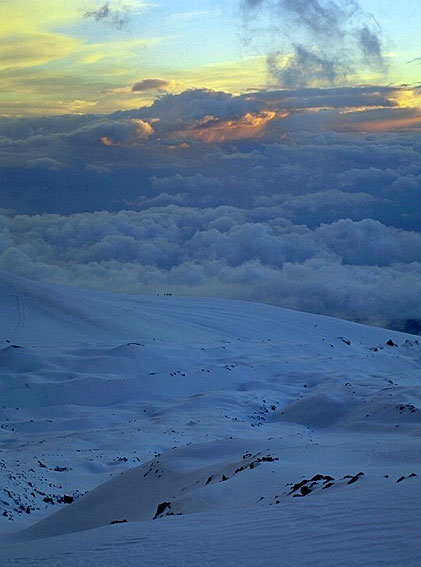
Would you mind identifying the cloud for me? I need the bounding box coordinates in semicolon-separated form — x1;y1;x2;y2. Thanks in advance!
1;209;420;330
267;46;345;88
0;1;82;36
97;118;154;145
84;2;130;29
171;111;278;143
144;88;263;123
26;157;65;170
85;2;112;21
240;0;387;87
332;106;421;132
314;218;421;266
132;79;170;92
0;87;420;330
280;0;357;37
243;85;398;110
358;25;386;70
0;33;80;71
243;0;264;5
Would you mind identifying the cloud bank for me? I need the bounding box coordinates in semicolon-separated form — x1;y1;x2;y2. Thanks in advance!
1;87;420;331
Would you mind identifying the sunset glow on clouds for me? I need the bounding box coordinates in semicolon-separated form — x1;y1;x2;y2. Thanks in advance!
1;1;421;332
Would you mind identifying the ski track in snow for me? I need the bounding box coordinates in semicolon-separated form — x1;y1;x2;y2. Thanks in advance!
0;270;420;565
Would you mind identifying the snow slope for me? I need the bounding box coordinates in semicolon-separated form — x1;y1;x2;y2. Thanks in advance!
0;270;420;565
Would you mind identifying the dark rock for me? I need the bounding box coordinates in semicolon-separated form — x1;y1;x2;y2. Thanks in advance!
386;339;397;347
57;495;74;504
347;473;364;485
110;519;127;524
290;479;309;494
311;474;325;482
323;475;335;482
154;501;171;519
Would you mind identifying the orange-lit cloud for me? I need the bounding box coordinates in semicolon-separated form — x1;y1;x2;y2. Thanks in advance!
100;136;116;146
173;110;282;143
166;142;191;151
333;89;421;131
391;87;421;109
343;115;421;132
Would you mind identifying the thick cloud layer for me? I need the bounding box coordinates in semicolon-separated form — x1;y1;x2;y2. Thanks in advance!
1;88;420;331
1;209;420;331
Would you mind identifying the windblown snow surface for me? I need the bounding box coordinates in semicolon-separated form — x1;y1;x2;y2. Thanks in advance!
0;271;420;566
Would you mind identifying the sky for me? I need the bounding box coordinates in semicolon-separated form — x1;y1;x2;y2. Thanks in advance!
2;0;421;116
1;0;421;332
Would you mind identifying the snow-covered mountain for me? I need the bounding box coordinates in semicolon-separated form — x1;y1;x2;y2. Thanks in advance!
0;271;420;566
